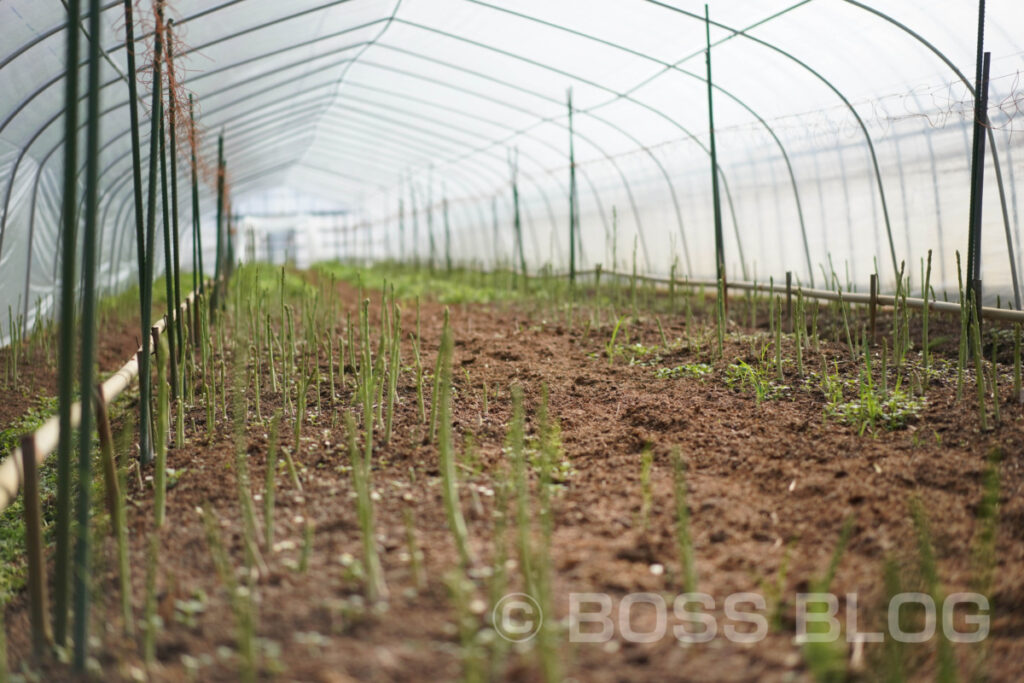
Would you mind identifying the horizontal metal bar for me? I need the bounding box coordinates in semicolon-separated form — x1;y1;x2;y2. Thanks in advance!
586;269;1024;323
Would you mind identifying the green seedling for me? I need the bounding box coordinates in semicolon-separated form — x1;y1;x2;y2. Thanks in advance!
437;309;473;568
345;411;388;602
265;410;281;549
606;315;626;365
154;334;170;528
970;299;988;431
201;506;256;682
403;507;426;592
671;447;697;593
991;340;1000;425
638;447;654;531
143;533;161;666
1015;323;1022;401
801;518;853;682
909;500;956;682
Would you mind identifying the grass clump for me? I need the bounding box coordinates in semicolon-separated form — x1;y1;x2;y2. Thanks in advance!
655;362;712;380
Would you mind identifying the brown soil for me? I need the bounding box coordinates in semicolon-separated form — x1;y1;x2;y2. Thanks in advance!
0;318;145;431
3;282;1023;682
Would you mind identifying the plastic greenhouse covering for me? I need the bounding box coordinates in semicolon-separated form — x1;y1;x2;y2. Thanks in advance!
2;0;1024;344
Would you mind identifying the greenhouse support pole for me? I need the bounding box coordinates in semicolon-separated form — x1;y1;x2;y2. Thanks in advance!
492;196;499;268
140;2;165;467
214;132;225;304
167;20;184;358
510;148;526;280
53;0;81;649
123;0;148;356
74;0;104;668
189;95;203;294
967;51;991;312
427;173;436;273
965;0;987;309
705;5;726;307
399;196;405;262
443;194;452;272
159;105;179;400
410;182;419;268
568;88;577;288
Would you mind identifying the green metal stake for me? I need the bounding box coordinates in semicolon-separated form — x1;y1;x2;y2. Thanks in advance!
54;0;82;648
166;20;184;357
509;148;526;282
74;0;104;668
567;88;578;288
492;195;499;268
159;101;179;400
214;132;225;306
443;194;452;272
140;2;165;466
398;196;405;262
427;173;436;272
189;95;204;294
965;0;988;309
705;4;726;306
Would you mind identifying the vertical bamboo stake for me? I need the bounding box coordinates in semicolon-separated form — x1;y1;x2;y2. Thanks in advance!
54;0;82;648
74;0;105;667
21;437;51;658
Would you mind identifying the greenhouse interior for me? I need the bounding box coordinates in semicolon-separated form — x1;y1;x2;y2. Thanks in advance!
0;0;1023;680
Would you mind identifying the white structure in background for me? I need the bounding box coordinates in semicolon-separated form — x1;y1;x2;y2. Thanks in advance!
232;187;354;269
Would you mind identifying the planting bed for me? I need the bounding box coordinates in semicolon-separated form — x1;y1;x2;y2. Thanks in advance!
2;266;1023;682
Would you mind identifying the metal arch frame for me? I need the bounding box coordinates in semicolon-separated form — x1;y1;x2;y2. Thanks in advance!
102;100;353;289
463;0;810;282
350;56;657;267
12;40;623;292
96;91;347;290
313;109;560;257
359;48;679;271
3;0;745;280
347;72;637;253
1;0;384;261
38;85;344;299
334;79;615;249
841;0;1021;307
4;0;1019;298
643;0;949;287
315;102;567;233
374;32;725;273
20;52;374;312
100;106;513;289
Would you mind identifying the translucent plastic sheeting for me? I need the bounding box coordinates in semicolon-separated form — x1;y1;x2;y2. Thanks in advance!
1;0;1023;345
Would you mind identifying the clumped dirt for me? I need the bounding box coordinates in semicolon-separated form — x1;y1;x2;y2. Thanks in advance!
0;319;145;431
3;281;1024;682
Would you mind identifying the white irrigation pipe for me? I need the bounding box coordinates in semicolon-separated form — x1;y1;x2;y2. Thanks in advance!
0;286;203;513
